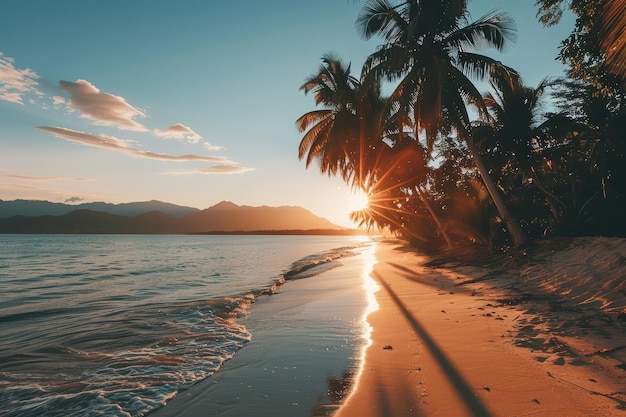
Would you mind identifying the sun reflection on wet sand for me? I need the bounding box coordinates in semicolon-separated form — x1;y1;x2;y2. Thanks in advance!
362;243;380;320
343;241;380;404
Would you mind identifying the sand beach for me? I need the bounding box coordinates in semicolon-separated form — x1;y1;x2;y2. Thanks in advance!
152;237;626;417
337;238;626;416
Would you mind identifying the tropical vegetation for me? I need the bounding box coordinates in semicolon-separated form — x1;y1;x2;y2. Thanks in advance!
297;0;626;251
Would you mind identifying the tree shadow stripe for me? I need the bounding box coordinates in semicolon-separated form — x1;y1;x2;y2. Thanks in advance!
372;270;494;417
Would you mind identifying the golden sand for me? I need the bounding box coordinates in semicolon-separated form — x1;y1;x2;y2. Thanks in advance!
336;238;626;417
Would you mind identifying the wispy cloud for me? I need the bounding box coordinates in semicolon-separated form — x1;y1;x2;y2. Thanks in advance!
203;142;222;151
0;171;93;182
52;95;65;106
3;54;246;176
0;182;83;203
2;54;219;151
36;126;235;164
154;123;203;144
58;79;148;131
162;165;255;175
0;52;42;104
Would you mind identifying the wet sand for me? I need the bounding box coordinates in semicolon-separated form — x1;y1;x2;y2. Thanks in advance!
149;243;376;417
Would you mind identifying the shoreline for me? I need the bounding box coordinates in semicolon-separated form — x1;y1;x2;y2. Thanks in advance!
335;238;626;416
149;236;626;417
149;242;377;417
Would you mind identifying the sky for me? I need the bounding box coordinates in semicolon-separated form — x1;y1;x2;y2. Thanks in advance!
0;0;574;227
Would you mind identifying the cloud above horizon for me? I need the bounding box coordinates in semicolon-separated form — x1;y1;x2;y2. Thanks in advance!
154;123;202;143
36;126;244;167
0;52;42;104
59;79;148;131
3;53;248;176
0;181;89;203
153;124;223;151
162;165;255;175
202;142;222;151
0;171;93;182
2;53;219;152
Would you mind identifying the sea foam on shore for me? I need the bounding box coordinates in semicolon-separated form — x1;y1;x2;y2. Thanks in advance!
149;241;377;417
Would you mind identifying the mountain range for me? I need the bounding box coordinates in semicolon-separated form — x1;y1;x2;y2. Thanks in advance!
0;200;349;234
0;199;199;218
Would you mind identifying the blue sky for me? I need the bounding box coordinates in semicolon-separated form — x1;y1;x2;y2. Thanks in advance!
0;0;573;227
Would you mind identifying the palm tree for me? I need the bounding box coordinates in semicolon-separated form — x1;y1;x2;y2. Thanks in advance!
296;54;362;182
297;53;455;247
297;53;397;189
356;0;529;247
479;73;568;221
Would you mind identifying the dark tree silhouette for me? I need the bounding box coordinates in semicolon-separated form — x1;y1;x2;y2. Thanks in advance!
356;0;529;247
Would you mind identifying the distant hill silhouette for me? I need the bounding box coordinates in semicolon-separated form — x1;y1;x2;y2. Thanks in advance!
0;199;199;218
0;200;348;234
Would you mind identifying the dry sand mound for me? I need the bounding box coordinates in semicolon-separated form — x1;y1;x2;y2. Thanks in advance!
429;236;626;414
520;237;626;315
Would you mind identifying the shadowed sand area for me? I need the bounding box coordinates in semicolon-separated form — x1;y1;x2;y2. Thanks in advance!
336;238;626;417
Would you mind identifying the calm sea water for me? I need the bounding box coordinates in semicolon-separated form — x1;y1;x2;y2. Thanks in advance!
0;234;367;417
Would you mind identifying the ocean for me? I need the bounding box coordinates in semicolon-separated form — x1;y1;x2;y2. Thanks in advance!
0;234;372;417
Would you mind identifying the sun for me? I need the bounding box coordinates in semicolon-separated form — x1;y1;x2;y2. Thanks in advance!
346;191;370;213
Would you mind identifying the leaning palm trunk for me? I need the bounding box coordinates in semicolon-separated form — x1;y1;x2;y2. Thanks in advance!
527;166;564;220
466;137;529;248
415;186;454;249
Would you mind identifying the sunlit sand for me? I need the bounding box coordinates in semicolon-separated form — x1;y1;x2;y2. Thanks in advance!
335;238;626;417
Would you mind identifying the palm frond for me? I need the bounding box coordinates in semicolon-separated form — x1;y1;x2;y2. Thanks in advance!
295;110;332;133
298;115;332;162
446;9;516;53
300;54;358;107
457;52;518;83
356;0;406;41
598;0;626;78
364;43;411;81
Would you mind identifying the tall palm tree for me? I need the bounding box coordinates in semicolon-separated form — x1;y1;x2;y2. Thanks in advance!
297;53;397;189
296;54;362;182
356;0;529;247
297;53;455;247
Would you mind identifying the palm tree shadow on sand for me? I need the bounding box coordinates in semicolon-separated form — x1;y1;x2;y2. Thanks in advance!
371;270;495;417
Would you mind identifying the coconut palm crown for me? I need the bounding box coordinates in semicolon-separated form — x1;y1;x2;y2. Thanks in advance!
356;0;517;151
296;53;396;189
356;0;531;247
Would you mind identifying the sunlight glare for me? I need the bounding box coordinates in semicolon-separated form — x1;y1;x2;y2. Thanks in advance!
346;191;370;214
340;241;379;405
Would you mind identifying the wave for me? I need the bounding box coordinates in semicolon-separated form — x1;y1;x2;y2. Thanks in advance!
0;295;254;417
282;245;360;280
0;236;367;417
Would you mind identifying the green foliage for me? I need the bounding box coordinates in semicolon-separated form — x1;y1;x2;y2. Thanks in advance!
535;0;625;94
